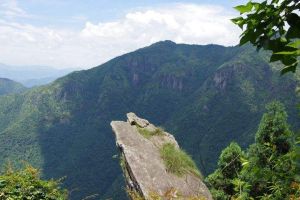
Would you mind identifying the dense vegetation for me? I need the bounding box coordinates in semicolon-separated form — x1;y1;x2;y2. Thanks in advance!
0;164;67;200
0;41;299;199
232;0;300;74
0;78;26;95
206;102;300;199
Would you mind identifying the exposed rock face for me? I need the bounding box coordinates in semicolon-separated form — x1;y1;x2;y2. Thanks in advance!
160;75;184;91
127;112;150;128
111;113;213;200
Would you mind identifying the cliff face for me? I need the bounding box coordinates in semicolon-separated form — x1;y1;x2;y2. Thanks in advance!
111;113;212;200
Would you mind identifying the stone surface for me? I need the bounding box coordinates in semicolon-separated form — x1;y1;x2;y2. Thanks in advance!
127;112;150;128
111;113;213;200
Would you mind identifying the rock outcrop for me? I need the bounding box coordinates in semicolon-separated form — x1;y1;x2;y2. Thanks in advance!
111;113;213;200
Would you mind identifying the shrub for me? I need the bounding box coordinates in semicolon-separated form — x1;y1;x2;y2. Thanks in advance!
0;164;67;200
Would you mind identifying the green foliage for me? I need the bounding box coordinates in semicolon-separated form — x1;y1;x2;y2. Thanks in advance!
0;42;299;199
209;188;229;200
137;127;164;139
0;164;67;200
253;101;292;165
0;78;26;96
206;102;300;199
232;0;300;74
206;143;245;198
244;102;297;199
217;142;245;179
160;143;201;177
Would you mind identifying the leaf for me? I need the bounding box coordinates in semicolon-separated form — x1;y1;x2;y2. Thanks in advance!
287;40;300;49
241;157;249;166
267;39;287;52
275;51;297;55
234;2;253;14
286;26;300;39
270;53;283;62
242;161;249;166
271;0;279;4
239;34;250;46
252;2;260;10
231;17;243;24
286;13;300;27
281;56;298;66
231;17;245;29
280;64;297;75
239;30;255;45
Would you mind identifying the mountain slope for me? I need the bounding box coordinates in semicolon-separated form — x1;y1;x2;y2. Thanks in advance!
0;78;26;95
0;41;299;199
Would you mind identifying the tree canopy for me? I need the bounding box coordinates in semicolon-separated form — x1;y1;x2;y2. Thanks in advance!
232;0;300;74
206;102;300;199
0;164;67;200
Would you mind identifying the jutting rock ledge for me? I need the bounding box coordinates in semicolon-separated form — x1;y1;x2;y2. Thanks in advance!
111;113;213;200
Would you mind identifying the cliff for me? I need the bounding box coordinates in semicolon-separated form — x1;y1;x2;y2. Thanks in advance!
111;113;213;200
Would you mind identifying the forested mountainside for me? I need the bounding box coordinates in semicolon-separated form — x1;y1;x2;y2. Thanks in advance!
0;41;299;199
0;78;26;95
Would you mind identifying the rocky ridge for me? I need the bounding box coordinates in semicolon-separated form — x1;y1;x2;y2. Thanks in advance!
111;113;212;200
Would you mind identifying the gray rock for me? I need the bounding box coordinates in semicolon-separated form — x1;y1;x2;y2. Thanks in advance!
127;112;150;128
111;113;213;200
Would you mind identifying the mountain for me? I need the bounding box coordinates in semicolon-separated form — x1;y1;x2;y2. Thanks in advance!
0;41;299;200
0;63;78;87
0;78;26;95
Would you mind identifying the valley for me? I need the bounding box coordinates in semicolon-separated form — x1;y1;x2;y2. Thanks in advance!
0;41;299;199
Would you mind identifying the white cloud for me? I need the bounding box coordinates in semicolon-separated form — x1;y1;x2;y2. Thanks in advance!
0;0;31;19
0;3;241;69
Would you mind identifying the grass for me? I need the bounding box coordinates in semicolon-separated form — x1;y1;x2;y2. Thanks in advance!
160;143;202;178
137;127;164;139
127;189;145;200
127;189;163;200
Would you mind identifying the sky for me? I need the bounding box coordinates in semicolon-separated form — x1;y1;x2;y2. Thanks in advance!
0;0;248;69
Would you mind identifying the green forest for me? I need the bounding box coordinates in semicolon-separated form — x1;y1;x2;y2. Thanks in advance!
0;0;299;199
0;41;299;200
0;78;26;96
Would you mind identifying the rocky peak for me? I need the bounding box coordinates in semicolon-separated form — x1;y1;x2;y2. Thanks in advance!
111;113;212;200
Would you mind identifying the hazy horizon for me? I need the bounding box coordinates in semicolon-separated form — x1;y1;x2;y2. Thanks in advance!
0;0;247;69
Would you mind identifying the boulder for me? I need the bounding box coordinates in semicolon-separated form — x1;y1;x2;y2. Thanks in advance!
127;112;150;128
111;113;213;200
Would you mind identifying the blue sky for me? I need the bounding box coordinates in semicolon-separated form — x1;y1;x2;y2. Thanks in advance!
0;0;247;69
16;0;246;28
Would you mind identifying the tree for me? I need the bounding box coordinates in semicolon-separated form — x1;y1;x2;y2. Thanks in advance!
231;0;300;74
244;102;296;199
206;102;300;199
205;142;245;200
0;164;67;200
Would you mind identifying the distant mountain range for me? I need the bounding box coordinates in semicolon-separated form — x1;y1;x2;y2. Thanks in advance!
0;63;78;87
0;41;299;200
